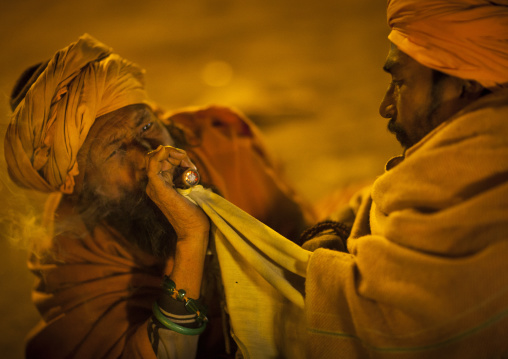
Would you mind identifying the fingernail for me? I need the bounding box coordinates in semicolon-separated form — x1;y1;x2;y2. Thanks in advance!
147;145;163;155
165;145;185;153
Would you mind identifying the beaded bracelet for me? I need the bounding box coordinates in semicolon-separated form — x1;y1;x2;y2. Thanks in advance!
152;302;207;335
161;276;208;325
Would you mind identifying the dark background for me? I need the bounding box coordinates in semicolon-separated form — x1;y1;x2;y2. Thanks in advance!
0;1;400;357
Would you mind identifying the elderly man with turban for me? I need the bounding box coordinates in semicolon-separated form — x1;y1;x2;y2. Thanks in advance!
4;34;313;358
146;1;508;358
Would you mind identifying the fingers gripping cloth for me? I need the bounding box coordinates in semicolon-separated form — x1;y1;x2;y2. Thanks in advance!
178;185;310;359
4;34;150;193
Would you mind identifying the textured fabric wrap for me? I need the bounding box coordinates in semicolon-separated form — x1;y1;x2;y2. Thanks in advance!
305;89;508;358
387;0;508;89
181;185;310;359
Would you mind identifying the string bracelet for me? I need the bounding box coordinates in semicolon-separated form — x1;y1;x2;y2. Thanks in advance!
161;275;208;325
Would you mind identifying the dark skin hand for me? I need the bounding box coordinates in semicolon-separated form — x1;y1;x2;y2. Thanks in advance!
145;145;210;298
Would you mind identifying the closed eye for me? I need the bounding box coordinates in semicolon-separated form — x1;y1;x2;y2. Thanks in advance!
105;143;126;161
106;150;117;160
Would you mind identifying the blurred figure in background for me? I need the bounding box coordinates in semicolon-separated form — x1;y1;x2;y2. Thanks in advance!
4;34;313;358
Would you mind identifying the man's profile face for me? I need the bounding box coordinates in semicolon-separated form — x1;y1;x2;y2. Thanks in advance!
379;44;465;149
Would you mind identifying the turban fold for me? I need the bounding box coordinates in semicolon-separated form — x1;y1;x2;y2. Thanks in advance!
4;34;150;193
387;0;508;89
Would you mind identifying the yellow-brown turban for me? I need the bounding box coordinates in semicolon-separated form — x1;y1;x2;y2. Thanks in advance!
4;34;150;193
387;0;508;89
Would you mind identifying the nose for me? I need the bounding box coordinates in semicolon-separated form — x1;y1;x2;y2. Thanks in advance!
137;137;161;152
127;138;161;171
379;86;396;119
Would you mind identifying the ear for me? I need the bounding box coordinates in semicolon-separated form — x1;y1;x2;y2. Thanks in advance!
461;80;485;98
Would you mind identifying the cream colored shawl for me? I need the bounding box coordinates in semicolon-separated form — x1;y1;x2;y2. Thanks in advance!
4;34;150;193
181;185;310;359
305;89;508;358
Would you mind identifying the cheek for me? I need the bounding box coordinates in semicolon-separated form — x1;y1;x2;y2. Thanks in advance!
398;89;434;140
89;162;141;200
397;88;420;125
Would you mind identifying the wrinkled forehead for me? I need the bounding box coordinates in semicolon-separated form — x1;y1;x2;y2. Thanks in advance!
77;103;150;158
91;104;150;139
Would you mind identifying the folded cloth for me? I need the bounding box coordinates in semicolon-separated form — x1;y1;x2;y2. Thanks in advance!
180;185;310;359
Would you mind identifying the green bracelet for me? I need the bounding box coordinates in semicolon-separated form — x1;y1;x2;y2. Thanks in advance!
161;276;208;324
152;302;207;335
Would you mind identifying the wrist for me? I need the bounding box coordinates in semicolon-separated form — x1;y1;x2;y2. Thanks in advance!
168;238;209;298
177;230;209;242
175;232;209;257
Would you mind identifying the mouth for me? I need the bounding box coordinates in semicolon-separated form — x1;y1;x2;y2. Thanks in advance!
387;118;410;148
387;118;397;134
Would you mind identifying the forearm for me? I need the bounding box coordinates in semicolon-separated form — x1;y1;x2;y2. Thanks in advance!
144;146;211;358
167;234;209;298
149;234;209;359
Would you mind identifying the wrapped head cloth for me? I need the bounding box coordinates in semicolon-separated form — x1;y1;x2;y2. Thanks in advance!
4;34;150;194
387;0;508;89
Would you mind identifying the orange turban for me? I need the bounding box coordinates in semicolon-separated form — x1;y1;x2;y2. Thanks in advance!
387;0;508;89
4;34;150;193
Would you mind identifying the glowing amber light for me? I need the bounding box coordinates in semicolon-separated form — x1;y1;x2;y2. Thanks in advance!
201;60;234;87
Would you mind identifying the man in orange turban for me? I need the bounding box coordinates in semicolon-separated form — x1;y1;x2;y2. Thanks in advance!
298;1;508;358
153;1;508;358
4;34;312;358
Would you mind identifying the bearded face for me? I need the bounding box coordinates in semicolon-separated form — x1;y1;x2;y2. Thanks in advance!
73;104;179;258
379;44;489;150
77;177;177;258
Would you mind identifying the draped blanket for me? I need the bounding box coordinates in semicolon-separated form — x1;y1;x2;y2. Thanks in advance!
26;209;163;359
181;185;310;359
305;89;508;358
